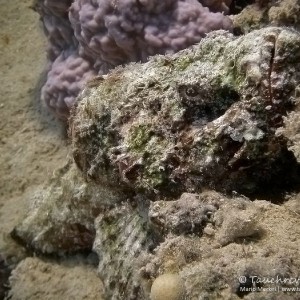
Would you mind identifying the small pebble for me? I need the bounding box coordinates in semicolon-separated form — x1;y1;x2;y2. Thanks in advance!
150;273;185;300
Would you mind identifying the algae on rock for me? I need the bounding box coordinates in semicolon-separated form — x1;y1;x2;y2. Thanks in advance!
232;0;300;34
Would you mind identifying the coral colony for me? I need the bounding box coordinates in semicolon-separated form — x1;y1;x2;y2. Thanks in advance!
35;0;233;119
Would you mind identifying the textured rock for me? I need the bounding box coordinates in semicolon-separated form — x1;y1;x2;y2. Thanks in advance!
12;160;121;254
232;0;300;34
12;188;300;299
139;193;300;300
71;27;300;198
148;192;221;238
278;87;300;163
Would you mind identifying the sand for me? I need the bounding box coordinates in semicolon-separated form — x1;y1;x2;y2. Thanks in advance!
0;1;103;299
0;0;65;257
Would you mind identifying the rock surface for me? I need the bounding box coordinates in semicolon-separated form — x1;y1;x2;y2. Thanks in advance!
12;161;121;254
139;192;300;300
5;0;300;297
232;0;300;34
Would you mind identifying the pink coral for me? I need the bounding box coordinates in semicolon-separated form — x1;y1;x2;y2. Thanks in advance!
36;0;233;120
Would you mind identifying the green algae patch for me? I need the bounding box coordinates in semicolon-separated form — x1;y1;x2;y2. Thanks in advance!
128;124;153;153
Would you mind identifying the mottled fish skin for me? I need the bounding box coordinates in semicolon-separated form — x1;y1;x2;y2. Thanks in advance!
11;27;300;300
71;27;300;199
93;203;150;300
70;27;300;299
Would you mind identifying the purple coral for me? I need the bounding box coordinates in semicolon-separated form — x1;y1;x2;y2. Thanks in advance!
42;49;96;119
36;0;233;120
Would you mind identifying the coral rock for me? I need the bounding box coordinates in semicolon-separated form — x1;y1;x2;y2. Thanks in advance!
13;26;300;300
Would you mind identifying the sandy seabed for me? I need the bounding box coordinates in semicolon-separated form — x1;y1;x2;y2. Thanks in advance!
0;1;104;299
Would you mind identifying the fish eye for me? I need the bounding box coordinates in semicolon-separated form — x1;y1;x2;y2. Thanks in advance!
185;86;199;97
178;84;201;106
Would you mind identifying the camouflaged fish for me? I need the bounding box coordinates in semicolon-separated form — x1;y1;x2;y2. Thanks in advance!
14;27;300;300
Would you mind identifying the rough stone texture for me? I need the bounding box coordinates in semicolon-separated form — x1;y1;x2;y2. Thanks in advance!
35;0;233;119
12;160;121;254
138;192;300;300
71;27;300;198
6;257;104;300
268;0;300;26
232;0;300;34
148;192;220;238
278;87;300;163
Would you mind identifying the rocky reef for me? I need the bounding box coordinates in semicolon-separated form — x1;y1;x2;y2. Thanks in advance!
12;161;122;254
139;191;300;300
12;26;300;300
232;0;300;34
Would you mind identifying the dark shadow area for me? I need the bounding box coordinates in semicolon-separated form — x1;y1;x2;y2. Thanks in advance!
0;254;11;300
239;150;300;204
10;228;97;260
229;0;256;15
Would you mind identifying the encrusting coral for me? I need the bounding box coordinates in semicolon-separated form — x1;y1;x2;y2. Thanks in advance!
34;0;233;119
12;26;300;300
